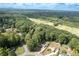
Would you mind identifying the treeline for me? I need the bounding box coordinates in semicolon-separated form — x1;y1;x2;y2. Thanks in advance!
24;24;79;55
0;32;22;56
24;10;79;18
0;16;34;56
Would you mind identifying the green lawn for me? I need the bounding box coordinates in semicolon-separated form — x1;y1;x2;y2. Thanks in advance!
15;47;24;55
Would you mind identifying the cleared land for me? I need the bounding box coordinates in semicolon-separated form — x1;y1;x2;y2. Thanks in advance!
15;47;24;55
29;18;79;37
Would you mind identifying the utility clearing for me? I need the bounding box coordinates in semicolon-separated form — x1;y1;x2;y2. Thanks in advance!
29;18;79;37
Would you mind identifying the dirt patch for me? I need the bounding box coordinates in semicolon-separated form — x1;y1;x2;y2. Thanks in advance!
42;42;60;55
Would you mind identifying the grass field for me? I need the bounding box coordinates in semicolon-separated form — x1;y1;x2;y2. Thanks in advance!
15;47;24;55
38;17;79;29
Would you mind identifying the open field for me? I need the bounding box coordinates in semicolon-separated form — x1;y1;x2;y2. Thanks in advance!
29;18;79;37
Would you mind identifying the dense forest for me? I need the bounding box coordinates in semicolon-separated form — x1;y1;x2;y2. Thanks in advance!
0;9;79;56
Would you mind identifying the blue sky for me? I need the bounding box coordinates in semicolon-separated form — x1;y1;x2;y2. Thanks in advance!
0;3;79;11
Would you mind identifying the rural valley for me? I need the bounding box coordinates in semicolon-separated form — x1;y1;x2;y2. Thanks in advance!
0;3;79;56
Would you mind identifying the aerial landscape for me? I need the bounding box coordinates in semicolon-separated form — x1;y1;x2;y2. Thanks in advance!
0;3;79;56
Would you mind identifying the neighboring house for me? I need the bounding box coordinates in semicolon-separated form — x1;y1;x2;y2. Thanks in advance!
40;42;60;56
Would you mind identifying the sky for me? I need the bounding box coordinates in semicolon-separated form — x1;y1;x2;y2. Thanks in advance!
0;3;79;11
0;0;79;3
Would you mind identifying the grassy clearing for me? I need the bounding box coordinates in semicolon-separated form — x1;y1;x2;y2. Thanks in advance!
63;21;79;28
30;18;79;37
15;47;24;55
38;17;79;29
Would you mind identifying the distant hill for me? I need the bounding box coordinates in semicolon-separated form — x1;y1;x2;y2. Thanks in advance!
0;3;79;11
